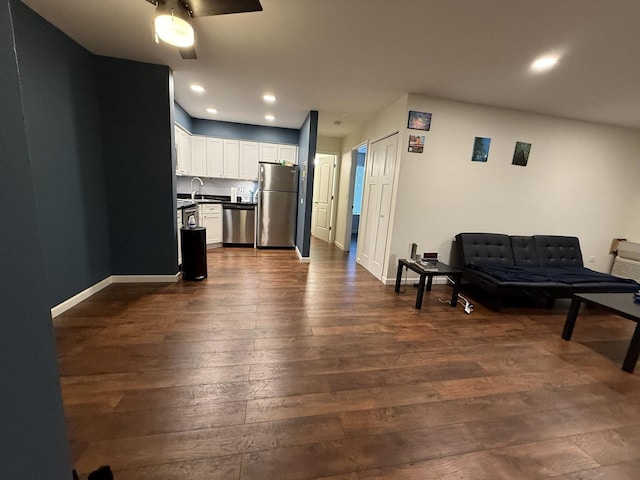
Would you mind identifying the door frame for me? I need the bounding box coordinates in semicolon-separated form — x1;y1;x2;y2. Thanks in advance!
311;153;338;243
344;142;368;259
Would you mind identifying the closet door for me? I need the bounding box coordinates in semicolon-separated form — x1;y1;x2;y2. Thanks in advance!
357;133;397;280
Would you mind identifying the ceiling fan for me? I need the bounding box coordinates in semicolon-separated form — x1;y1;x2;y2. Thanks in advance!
145;0;263;59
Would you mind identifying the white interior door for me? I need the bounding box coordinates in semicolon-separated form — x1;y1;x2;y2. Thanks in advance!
312;155;335;242
357;134;397;280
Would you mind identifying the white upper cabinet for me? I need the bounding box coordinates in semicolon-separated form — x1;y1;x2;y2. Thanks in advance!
259;142;298;165
175;126;191;175
278;144;298;164
190;136;207;177
174;124;297;178
223;140;240;178
206;137;224;178
259;143;278;163
239;141;259;180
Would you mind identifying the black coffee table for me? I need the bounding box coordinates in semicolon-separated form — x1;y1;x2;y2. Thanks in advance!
562;292;640;373
395;259;461;309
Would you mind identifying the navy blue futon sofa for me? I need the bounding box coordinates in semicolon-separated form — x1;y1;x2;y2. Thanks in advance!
455;233;639;310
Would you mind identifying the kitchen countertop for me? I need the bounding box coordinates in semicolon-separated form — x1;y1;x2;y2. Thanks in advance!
177;199;196;210
177;194;256;207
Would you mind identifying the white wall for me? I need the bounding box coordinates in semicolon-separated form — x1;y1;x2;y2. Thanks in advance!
385;94;640;280
317;136;343;155
623;190;640;241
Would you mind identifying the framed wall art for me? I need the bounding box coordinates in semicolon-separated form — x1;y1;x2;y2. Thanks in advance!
408;135;425;153
407;111;432;131
471;137;491;162
512;141;531;166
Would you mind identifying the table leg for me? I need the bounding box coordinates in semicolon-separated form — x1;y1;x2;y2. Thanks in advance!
415;274;426;309
622;322;640;373
394;261;404;294
562;297;582;340
426;275;434;291
450;273;461;307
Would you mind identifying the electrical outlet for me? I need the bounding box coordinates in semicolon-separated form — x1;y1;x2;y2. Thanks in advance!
588;256;596;263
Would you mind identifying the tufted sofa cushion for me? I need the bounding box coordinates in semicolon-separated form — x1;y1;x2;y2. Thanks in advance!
533;235;584;268
511;236;539;267
455;233;515;266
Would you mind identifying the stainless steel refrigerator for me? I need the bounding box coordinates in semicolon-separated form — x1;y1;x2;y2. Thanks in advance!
256;162;298;247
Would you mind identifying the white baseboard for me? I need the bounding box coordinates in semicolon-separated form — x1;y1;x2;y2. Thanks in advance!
296;247;311;263
50;273;180;318
50;276;113;318
334;241;346;251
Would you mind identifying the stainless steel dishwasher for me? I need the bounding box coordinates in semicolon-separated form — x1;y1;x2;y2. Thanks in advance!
222;204;255;246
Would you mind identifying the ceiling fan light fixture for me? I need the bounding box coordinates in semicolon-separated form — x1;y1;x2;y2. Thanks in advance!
531;55;559;72
154;1;194;48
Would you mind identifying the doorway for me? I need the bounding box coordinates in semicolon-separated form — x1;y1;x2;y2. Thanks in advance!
350;145;367;253
311;153;337;243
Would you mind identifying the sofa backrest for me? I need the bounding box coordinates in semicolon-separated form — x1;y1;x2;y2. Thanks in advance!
455;233;515;267
533;235;584;267
510;236;539;267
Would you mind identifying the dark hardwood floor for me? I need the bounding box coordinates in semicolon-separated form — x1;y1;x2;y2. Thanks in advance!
54;238;640;479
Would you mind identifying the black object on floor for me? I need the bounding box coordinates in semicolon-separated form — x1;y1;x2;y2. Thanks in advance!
88;465;113;480
181;227;208;280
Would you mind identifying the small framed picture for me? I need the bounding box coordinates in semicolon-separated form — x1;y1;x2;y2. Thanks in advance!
408;134;425;153
407;111;432;131
512;141;531;166
471;137;491;162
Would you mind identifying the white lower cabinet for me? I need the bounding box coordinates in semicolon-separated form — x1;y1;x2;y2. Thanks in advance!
199;204;223;246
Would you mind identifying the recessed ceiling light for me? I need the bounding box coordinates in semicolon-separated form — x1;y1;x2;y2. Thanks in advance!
263;94;276;103
190;84;205;93
265;114;275;121
531;55;559;72
206;108;218;114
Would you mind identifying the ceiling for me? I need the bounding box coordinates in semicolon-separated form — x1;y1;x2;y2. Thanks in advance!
21;0;640;137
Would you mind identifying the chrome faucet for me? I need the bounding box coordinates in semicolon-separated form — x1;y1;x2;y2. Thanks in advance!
190;177;204;200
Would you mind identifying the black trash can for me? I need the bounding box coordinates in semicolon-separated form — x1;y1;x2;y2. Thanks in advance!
181;227;207;280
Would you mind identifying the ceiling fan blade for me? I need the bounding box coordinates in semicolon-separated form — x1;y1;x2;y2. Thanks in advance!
179;46;198;59
188;0;262;17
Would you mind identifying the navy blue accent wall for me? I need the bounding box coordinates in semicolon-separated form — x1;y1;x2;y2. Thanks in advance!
174;101;192;132
0;1;70;477
12;0;111;306
96;57;177;275
191;117;299;144
295;111;319;257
